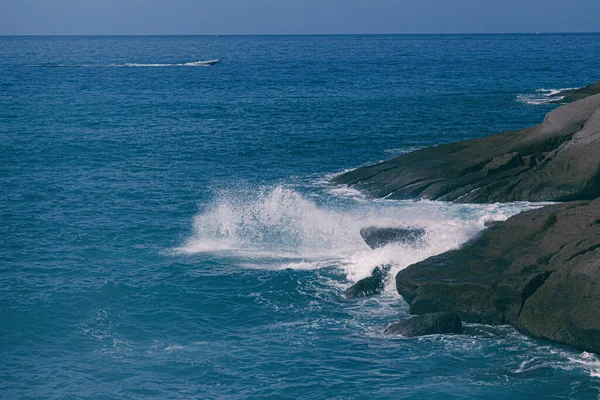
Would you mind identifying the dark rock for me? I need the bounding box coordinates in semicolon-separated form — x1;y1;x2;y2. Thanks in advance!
344;265;391;298
395;198;600;353
549;81;600;103
385;312;463;337
360;226;425;249
483;220;504;228
333;88;600;203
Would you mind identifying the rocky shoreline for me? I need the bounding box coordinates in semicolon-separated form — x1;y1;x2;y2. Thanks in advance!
397;199;600;353
334;84;600;203
337;81;600;353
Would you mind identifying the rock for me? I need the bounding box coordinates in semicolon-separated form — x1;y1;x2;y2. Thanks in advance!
483;220;504;228
385;312;462;337
395;198;600;353
344;265;391;298
360;226;425;249
332;87;600;203
549;81;600;103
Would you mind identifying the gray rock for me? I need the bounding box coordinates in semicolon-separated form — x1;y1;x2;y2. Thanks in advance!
395;198;600;353
333;87;600;203
385;312;462;337
360;226;425;249
344;265;391;298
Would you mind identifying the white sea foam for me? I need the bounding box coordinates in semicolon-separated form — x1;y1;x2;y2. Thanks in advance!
174;185;539;288
384;146;423;156
513;347;600;379
567;352;600;378
312;170;368;200
516;88;577;105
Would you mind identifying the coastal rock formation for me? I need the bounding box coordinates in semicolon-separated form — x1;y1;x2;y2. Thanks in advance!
395;199;600;353
344;265;391;298
385;312;462;337
550;81;600;103
333;88;600;203
360;226;425;249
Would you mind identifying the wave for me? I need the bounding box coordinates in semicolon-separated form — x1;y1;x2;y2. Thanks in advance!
516;88;578;105
174;185;539;286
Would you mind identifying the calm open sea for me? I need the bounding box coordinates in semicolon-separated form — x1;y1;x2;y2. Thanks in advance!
2;34;600;399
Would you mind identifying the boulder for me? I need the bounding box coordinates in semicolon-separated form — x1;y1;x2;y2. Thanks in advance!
333;88;600;203
395;198;600;353
344;265;391;298
360;226;425;249
385;312;463;337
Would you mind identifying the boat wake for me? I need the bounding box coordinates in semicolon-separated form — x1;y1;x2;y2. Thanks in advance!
111;62;214;67
35;63;215;68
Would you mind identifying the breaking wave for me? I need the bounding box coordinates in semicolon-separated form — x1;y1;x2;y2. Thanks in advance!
175;185;539;286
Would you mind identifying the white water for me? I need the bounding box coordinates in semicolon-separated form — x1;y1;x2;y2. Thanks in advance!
517;88;577;105
176;185;540;286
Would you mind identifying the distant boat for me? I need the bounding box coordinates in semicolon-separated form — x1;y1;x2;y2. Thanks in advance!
185;59;219;67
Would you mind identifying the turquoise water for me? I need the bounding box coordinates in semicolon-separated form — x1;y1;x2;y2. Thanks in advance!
2;34;600;399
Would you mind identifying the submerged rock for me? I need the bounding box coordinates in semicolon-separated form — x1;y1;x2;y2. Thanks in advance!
360;226;425;249
385;312;462;337
395;198;600;353
344;265;391;298
333;87;600;203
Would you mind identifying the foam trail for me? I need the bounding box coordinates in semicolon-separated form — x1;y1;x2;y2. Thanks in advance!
111;63;212;67
175;185;540;288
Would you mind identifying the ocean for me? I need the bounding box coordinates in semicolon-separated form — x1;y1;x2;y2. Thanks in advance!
2;34;600;399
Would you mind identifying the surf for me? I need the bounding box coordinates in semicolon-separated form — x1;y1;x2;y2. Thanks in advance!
175;184;539;287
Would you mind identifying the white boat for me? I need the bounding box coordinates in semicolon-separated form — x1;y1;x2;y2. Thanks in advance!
185;59;219;67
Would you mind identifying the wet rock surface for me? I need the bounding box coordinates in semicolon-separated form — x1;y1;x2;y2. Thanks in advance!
344;265;391;299
385;312;463;337
360;226;425;249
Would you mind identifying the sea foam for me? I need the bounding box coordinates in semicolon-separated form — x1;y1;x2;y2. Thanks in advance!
516;88;577;105
175;185;539;288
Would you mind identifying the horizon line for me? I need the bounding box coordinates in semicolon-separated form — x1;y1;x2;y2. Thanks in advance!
1;31;600;37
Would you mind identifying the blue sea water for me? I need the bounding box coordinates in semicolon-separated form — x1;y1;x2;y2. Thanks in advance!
2;34;600;399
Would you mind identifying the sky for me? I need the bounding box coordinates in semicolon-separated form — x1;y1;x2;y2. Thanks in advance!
0;0;599;35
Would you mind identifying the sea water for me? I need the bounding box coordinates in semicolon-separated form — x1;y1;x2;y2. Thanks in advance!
2;34;600;399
